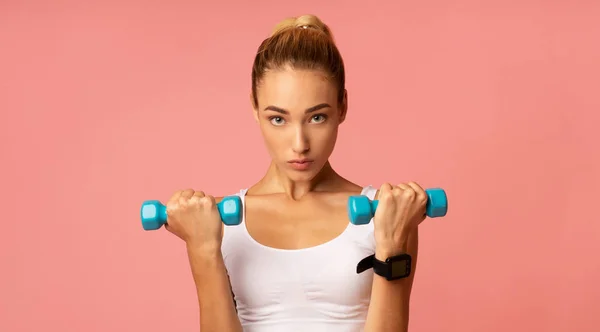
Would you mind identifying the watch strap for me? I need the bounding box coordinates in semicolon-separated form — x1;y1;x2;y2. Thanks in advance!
356;254;375;274
356;253;412;280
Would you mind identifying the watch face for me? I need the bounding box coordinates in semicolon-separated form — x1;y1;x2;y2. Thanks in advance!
387;254;411;279
391;260;410;277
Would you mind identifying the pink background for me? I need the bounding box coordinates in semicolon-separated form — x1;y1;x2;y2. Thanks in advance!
1;0;599;331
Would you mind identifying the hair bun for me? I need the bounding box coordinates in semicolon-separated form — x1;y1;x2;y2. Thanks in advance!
270;14;333;40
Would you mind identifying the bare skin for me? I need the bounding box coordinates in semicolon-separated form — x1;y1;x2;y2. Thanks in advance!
165;67;426;332
243;163;361;250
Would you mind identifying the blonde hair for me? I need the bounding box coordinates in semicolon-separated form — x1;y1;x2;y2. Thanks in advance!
251;14;345;109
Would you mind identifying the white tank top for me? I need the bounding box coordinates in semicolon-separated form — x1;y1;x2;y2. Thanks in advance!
221;186;378;332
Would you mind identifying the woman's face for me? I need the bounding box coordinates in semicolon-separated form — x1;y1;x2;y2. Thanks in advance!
253;67;347;182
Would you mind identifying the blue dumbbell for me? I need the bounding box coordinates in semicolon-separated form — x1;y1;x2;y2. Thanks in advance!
140;196;243;231
347;188;448;225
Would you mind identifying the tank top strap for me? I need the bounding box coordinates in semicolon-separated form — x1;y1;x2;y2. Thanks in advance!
221;188;250;256
360;185;378;200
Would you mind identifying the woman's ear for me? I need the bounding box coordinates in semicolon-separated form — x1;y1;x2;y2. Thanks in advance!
339;89;348;124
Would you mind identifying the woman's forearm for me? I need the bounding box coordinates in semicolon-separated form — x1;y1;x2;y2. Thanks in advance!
364;227;419;332
186;245;243;332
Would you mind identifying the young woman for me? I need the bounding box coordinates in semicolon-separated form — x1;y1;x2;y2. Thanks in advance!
164;14;429;332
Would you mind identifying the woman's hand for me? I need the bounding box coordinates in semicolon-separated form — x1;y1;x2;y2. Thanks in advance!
373;182;428;257
164;189;223;252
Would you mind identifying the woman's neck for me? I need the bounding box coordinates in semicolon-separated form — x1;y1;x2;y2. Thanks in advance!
253;161;342;200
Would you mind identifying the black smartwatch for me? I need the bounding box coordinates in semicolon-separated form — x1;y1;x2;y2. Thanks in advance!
356;253;412;280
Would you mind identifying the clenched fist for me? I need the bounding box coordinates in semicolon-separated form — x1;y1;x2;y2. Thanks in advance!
164;189;223;251
373;182;428;255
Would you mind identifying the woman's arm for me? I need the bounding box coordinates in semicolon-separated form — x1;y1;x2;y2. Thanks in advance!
187;244;243;332
164;190;242;331
363;227;418;332
363;184;426;332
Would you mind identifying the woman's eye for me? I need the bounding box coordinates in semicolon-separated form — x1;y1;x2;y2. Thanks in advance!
310;114;327;123
269;117;285;126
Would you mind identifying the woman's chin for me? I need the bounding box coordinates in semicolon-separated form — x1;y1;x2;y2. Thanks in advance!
282;162;321;180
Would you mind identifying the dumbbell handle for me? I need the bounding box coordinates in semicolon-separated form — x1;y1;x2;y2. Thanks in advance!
140;196;242;231
348;188;448;225
368;200;429;215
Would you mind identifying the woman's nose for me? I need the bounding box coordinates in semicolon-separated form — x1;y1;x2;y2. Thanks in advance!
291;127;310;154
